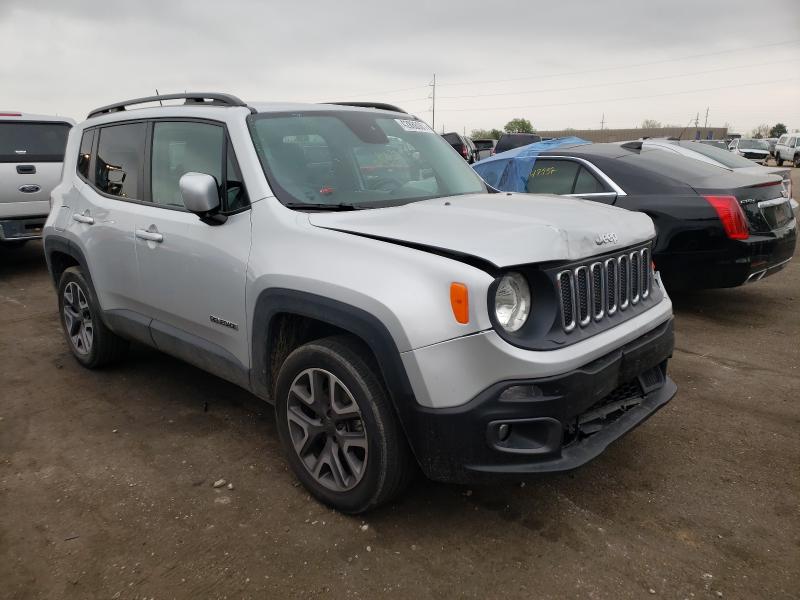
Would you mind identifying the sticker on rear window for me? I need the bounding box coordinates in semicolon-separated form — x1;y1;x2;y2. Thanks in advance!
395;119;433;133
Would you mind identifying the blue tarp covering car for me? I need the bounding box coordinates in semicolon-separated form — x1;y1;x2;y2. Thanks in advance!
472;137;590;192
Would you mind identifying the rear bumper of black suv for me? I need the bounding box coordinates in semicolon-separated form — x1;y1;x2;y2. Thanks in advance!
402;319;676;484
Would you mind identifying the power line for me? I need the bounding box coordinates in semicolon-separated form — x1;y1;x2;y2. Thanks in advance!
434;76;800;113
435;59;799;100
436;38;800;88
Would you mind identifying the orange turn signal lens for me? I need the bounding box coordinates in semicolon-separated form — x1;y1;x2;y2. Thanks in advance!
450;282;469;324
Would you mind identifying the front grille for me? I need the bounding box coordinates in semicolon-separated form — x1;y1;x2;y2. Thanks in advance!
556;245;653;332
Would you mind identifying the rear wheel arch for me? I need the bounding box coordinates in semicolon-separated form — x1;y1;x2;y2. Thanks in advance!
44;236;92;290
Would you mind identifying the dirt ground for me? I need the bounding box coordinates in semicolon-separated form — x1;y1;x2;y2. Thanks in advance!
1;171;798;600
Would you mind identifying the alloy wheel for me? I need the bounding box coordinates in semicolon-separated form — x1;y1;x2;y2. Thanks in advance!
286;368;368;492
62;281;93;355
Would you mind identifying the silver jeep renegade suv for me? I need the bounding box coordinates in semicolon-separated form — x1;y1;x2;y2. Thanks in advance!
43;93;676;513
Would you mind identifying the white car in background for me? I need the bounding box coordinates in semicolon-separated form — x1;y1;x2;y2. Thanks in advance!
728;138;770;164
641;138;794;204
1;112;74;245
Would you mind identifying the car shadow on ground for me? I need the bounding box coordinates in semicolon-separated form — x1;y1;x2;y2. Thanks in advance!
0;240;48;277
668;275;793;324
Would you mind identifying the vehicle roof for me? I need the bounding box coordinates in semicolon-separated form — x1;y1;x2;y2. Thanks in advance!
541;142;780;192
0;112;75;125
250;101;411;116
541;142;636;159
78;100;415;129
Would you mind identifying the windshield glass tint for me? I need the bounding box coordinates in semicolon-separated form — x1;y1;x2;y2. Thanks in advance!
679;141;755;168
248;112;485;208
0;121;71;163
738;139;769;150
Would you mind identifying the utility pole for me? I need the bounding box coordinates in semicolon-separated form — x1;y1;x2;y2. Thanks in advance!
600;113;605;142
704;107;709;128
429;73;436;131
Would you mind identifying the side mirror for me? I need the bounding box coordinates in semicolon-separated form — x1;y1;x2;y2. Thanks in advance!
179;172;225;224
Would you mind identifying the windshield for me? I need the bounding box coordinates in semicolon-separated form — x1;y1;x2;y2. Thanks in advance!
738;139;769;150
247;111;486;209
679;141;756;168
0;121;71;163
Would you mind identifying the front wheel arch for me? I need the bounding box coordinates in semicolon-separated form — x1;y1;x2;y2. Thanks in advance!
250;288;417;410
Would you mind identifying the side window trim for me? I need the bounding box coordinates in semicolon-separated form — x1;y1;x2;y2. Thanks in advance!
542;155;626;196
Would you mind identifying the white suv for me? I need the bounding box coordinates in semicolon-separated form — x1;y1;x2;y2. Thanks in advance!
775;134;800;168
1;112;74;244
43;93;676;512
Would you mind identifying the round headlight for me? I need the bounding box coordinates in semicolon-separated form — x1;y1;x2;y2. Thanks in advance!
494;272;531;332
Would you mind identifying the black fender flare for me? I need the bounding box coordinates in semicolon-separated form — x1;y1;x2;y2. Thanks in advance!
250;288;432;468
43;234;95;291
249;288;417;412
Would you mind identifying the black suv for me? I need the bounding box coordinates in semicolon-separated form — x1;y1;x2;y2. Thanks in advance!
442;132;476;163
494;133;542;155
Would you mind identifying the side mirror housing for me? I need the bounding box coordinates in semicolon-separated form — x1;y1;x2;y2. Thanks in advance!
179;172;226;224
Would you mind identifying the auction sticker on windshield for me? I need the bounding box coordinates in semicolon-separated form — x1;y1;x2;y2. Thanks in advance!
395;119;433;133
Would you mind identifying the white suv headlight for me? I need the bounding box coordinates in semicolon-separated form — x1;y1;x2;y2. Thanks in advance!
494;272;531;332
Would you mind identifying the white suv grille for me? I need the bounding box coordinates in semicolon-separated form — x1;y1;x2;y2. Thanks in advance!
557;246;652;332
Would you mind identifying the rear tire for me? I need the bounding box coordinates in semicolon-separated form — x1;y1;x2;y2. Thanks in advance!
57;267;128;368
274;335;414;513
794;154;800;169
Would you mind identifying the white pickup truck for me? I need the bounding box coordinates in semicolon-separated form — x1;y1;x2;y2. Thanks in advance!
1;112;74;244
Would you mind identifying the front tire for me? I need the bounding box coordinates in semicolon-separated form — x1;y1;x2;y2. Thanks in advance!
274;336;414;513
57;267;128;368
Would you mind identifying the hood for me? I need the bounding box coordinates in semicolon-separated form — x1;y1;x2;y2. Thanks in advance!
308;193;655;268
737;148;769;155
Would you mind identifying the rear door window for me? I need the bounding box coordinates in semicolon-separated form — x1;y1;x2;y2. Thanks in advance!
0;121;71;163
95;122;147;199
526;159;580;194
573;166;606;194
789;137;797;147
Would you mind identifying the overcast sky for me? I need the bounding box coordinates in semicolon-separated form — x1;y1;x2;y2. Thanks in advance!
2;0;799;135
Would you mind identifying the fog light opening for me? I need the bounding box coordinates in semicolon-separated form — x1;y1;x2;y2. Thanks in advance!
497;423;511;442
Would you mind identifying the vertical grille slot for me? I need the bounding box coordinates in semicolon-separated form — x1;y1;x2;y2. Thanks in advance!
630;251;640;305
575;266;591;327
590;262;604;320
605;258;617;315
641;248;651;298
557;270;576;332
618;254;630;310
556;244;653;333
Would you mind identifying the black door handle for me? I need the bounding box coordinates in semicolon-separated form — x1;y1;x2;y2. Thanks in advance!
16;165;36;174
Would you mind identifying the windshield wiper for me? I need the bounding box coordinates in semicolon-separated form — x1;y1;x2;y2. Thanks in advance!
283;202;366;211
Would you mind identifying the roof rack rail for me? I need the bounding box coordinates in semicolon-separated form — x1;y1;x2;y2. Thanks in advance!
87;93;253;119
324;102;407;114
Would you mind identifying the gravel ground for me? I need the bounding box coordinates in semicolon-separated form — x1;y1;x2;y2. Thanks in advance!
1;169;798;599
